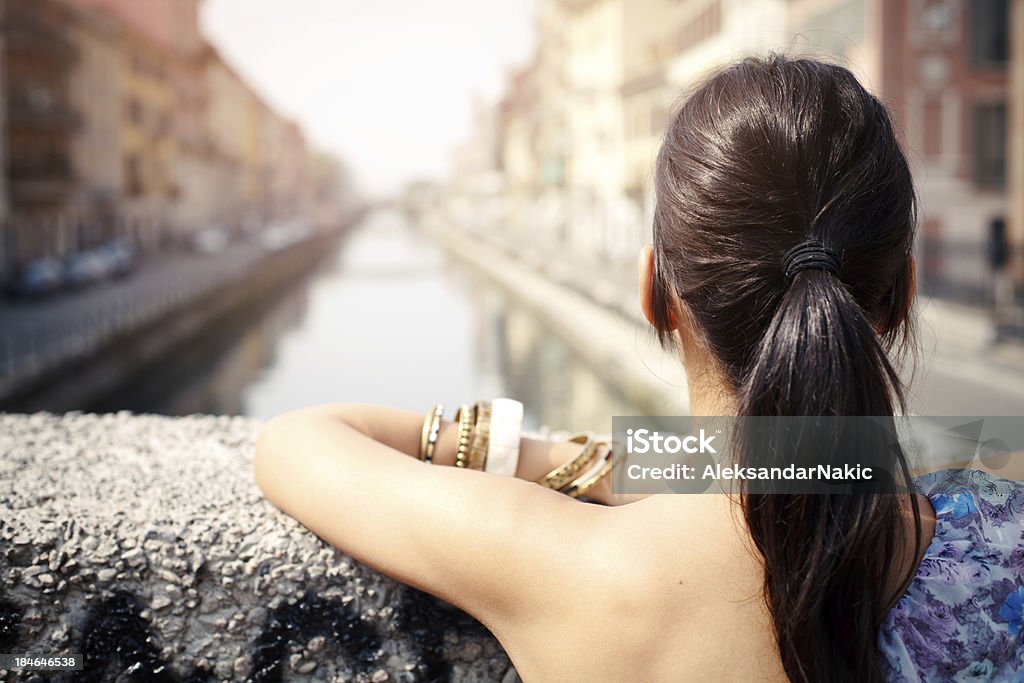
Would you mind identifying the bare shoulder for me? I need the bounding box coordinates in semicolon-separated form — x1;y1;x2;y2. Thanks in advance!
608;494;762;595
500;494;776;682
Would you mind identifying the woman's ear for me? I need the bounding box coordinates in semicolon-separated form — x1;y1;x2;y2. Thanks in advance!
639;246;658;329
639;245;677;331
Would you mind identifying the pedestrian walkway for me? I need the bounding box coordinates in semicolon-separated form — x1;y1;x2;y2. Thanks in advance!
0;240;268;400
913;298;1024;415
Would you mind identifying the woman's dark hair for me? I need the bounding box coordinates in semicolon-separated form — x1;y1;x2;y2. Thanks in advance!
650;55;919;682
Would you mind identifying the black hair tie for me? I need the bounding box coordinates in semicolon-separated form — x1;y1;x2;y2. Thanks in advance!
781;240;842;280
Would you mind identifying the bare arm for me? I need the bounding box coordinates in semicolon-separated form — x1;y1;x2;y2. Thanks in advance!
253;403;637;631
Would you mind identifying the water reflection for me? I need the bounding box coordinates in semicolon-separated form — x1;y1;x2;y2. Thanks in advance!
142;210;655;432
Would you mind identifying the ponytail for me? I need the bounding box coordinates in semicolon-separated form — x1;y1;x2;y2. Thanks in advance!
738;267;919;682
650;55;921;681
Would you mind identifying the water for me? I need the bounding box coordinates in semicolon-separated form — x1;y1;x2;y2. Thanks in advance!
145;209;651;433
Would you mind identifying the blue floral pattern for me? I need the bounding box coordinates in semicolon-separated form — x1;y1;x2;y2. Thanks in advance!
881;468;1024;681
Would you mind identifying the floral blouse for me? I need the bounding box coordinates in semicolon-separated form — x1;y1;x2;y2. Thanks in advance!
880;468;1024;681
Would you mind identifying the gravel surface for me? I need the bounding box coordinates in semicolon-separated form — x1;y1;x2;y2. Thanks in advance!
0;412;515;682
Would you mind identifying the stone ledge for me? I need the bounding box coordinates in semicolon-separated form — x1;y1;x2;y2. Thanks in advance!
0;413;515;682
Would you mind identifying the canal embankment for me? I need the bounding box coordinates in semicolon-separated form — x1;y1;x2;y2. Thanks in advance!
419;215;690;417
419;213;1024;417
0;214;363;413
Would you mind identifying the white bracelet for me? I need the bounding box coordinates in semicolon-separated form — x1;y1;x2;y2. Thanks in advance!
485;398;524;476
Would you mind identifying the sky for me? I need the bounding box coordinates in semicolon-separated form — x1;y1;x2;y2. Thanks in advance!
201;0;538;199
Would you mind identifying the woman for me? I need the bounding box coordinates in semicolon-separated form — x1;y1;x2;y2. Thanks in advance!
254;56;1024;681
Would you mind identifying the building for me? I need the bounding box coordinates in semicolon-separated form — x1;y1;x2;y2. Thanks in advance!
68;0;207;244
0;0;341;286
499;62;539;201
65;0;203;56
493;0;1014;307
68;3;123;249
0;26;9;281
620;0;692;233
119;27;178;253
239;83;269;227
173;42;217;235
517;0;572;246
896;0;1006;304
783;0;1011;303
259;109;289;219
1;0;80;271
1009;0;1023;289
486;0;790;263
201;47;249;229
279;119;311;218
534;0;571;195
307;151;353;228
561;0;629;260
448;93;504;232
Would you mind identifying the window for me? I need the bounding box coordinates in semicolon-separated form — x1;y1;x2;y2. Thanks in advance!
127;98;143;125
972;101;1007;189
677;1;722;54
922;97;943;157
969;0;1009;65
126;156;143;196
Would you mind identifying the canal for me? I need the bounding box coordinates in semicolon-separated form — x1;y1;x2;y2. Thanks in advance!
121;209;652;433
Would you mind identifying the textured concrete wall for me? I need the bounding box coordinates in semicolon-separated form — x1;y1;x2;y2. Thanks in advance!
0;413;515;682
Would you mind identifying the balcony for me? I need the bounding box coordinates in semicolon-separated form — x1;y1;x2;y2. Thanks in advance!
7;98;80;131
8;157;75;204
2;24;78;63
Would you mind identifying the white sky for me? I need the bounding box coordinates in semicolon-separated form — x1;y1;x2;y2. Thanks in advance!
201;0;537;199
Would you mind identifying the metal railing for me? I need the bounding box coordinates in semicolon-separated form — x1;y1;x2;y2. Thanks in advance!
0;249;257;397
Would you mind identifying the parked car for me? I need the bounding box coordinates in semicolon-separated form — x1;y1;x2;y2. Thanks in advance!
5;257;64;298
64;249;111;289
190;226;229;255
259;219;309;251
102;238;138;278
240;212;264;238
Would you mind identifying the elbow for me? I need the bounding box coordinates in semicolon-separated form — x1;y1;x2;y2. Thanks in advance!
253;418;277;499
253;411;302;500
253;404;362;502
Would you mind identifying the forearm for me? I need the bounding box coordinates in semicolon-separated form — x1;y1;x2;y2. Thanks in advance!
272;403;644;506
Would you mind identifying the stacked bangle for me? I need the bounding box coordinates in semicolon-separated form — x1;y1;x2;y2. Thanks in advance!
419;403;445;463
536;434;622;498
467;401;492;471
418;401;498;470
454;404;476;468
537;432;600;490
560;440;621;499
417;398;619;497
485;398;524;477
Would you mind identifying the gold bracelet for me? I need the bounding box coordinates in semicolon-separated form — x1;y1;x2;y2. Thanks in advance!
537;432;599;490
454;404;476;468
419;408;431;460
562;440;622;499
420;403;445;463
467;401;492;471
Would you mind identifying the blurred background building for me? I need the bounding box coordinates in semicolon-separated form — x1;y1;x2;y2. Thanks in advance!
0;0;351;284
443;0;1022;324
0;0;1019;421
